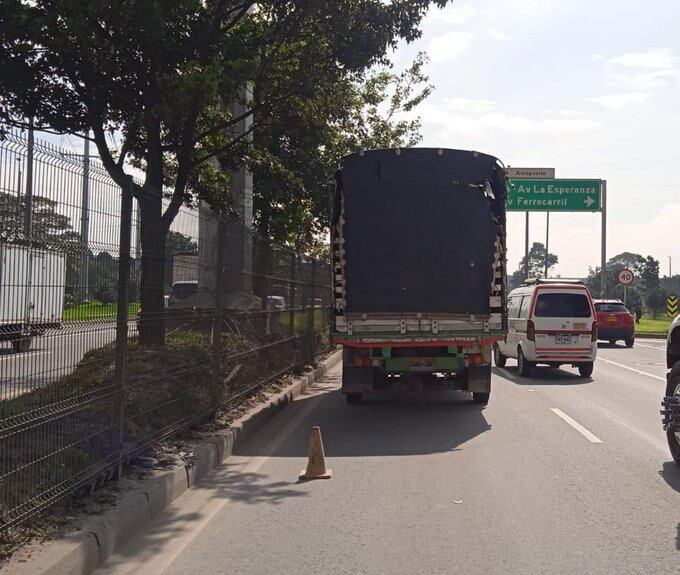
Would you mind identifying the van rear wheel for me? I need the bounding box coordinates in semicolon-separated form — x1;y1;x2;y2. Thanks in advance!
578;362;594;378
517;348;533;378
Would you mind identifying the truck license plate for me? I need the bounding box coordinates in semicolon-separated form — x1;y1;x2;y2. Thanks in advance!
555;333;575;345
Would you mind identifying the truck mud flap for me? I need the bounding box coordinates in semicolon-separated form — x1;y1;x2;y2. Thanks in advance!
661;396;680;431
467;365;491;393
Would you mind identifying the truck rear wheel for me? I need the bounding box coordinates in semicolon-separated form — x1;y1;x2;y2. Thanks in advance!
472;392;490;405
665;363;680;466
625;338;634;348
12;337;32;353
493;344;507;368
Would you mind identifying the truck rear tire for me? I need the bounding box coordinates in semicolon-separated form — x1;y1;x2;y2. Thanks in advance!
472;392;490;405
493;344;507;368
625;338;634;348
346;393;363;405
12;337;32;353
665;363;680;466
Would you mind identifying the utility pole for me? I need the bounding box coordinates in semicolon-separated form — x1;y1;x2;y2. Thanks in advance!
79;133;91;302
669;255;672;278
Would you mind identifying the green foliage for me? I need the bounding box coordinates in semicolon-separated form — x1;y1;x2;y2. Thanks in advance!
509;242;558;289
0;0;448;344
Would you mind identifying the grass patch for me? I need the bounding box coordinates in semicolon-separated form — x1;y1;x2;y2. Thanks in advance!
63;301;141;322
636;316;673;336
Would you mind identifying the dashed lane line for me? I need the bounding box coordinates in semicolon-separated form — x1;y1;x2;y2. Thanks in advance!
550;408;603;444
597;357;666;382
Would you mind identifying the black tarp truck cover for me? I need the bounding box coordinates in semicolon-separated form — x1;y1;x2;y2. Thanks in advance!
332;147;507;344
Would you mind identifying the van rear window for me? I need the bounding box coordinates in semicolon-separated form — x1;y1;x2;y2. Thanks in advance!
534;293;591;318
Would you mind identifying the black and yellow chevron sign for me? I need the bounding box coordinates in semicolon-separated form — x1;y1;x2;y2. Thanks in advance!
669;295;679;317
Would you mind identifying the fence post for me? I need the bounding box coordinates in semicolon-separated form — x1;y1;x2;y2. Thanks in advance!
287;252;298;367
211;214;226;415
307;258;317;365
115;179;134;478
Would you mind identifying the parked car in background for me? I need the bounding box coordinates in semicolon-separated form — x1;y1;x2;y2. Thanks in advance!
265;295;286;311
168;280;199;310
661;315;680;465
593;299;635;347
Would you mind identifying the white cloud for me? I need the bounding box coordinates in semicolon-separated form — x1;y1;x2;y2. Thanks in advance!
599;48;680;90
589;91;649;110
609;48;678;70
427;31;474;62
421;100;602;138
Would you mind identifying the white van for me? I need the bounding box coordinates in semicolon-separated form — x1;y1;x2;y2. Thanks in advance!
495;279;597;378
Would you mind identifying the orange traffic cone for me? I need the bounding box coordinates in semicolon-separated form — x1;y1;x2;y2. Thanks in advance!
299;426;332;480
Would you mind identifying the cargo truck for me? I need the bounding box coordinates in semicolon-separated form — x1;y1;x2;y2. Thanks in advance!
331;148;508;404
0;244;65;352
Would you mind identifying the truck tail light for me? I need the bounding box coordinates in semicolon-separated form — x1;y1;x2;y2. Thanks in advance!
469;354;484;366
527;320;536;342
591;321;598;342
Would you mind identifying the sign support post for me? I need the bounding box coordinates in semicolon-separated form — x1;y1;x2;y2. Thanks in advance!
600;180;607;298
524;212;530;280
544;212;550;278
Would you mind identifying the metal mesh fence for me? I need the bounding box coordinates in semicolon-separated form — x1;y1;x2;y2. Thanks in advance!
0;127;331;533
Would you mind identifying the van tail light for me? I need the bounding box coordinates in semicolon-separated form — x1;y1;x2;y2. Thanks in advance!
591;321;598;342
527;320;536;342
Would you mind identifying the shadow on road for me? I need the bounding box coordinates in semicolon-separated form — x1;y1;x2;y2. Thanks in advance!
494;366;590;386
659;462;680;550
237;373;492;458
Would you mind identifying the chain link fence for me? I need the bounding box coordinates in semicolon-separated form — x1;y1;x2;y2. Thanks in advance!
0;126;331;533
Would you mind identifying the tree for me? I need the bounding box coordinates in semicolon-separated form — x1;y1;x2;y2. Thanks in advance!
253;52;434;249
1;0;448;346
584;251;646;301
509;242;558;289
639;256;667;317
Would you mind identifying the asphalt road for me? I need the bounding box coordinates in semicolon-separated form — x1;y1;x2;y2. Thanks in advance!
0;321;137;399
95;339;679;575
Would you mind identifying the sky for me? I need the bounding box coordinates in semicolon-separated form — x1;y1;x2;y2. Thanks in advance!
393;0;680;278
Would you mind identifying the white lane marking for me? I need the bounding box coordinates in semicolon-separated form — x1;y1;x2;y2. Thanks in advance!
635;342;666;351
597;357;666;381
0;351;49;362
96;367;339;575
496;367;516;380
550;408;603;444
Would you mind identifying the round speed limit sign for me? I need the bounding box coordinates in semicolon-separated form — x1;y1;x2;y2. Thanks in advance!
617;268;635;286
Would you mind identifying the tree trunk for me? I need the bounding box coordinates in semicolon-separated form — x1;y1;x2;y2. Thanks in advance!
138;191;167;347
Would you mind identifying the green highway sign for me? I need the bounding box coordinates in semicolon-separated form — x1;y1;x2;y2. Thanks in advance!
507;179;602;212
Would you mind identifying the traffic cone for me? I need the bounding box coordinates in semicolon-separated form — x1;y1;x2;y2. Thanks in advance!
299;426;332;480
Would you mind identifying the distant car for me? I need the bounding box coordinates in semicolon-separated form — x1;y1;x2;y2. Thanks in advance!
265;295;286;311
662;315;680;465
593;299;635;347
168;280;199;310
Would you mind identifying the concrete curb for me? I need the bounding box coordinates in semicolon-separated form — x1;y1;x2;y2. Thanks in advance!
5;350;341;575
